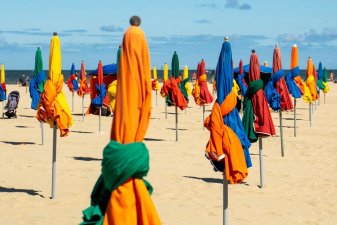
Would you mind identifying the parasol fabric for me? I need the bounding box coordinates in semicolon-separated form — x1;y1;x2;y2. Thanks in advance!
107;80;117;112
318;66;330;93
305;57;318;102
77;61;90;97
161;76;187;110
183;65;192;95
29;47;47;109
204;40;250;182
285;45;311;101
81;22;161;225
160;52;188;108
193;60;213;105
151;66;160;91
236;60;248;96
242;51;275;142
216;40;252;168
0;64;6;101
272;46;293;111
91;61;106;108
36;34;73;137
67;63;79;92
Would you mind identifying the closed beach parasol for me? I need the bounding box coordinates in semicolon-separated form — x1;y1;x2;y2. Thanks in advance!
0;64;6;118
81;16;161;225
316;64;330;104
306;57;318;126
162;62;169;119
183;65;191;96
160;51;187;141
152;66;159;106
36;32;73;198
29;47;47;145
77;61;90;121
242;49;275;188
270;44;294;157
285;44;310;136
204;37;248;225
193;59;214;128
91;61;106;133
67;63;79;112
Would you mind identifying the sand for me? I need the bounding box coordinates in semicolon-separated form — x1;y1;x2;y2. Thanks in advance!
0;83;337;225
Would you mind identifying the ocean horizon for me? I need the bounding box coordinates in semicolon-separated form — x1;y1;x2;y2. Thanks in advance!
3;69;337;84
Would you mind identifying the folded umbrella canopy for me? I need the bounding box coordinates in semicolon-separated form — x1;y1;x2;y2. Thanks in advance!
285;44;311;101
81;17;161;225
236;59;248;96
151;66;160;91
29;47;47;110
77;61;90;97
271;44;293;157
242;50;276;143
192;59;213;105
67;63;79;92
36;33;73;137
204;38;248;225
36;32;73;199
0;64;6;101
91;61;106;108
205;38;251;172
316;63;330;94
183;65;192;96
306;57;318;102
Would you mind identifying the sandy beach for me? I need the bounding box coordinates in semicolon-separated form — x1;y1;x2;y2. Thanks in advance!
1;82;337;225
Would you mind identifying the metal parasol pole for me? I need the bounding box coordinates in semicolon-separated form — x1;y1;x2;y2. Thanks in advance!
99;107;102;133
40;122;44;145
72;92;74;112
314;100;317;111
223;171;228;225
279;110;284;157
324;93;326;104
2;101;4;119
259;137;264;188
202;105;205;130
155;90;158;107
309;103;312;127
175;106;178;141
318;93;320;106
294;98;297;137
165;103;167;119
51;122;57;199
82;96;84;122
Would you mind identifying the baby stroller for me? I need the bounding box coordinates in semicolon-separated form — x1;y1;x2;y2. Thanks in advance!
3;91;20;119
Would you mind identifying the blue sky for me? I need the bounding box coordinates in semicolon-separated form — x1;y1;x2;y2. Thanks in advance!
1;0;337;70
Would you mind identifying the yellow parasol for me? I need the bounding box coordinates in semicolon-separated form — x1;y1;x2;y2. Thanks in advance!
36;32;73;199
0;64;5;84
183;65;191;95
163;63;168;82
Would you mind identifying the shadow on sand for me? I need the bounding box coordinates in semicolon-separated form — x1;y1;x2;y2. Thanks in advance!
144;137;165;142
73;156;102;162
183;176;223;184
1;141;35;145
0;186;45;198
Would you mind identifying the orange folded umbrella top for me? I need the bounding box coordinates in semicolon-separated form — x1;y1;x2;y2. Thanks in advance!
306;57;318;101
290;45;307;95
105;19;161;225
204;91;248;184
111;25;151;144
